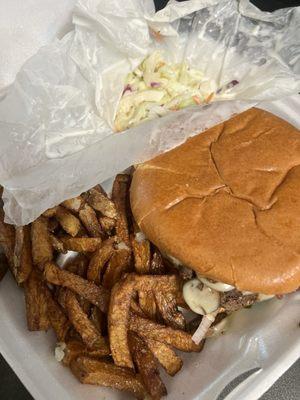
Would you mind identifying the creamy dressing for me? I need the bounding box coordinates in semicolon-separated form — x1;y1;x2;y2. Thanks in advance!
183;279;220;315
197;274;234;292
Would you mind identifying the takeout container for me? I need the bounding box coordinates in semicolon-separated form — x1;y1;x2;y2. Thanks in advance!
0;0;299;399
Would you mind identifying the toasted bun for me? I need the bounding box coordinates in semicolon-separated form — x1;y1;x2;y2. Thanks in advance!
130;108;300;294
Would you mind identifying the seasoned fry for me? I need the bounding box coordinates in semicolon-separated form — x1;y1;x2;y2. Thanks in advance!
102;249;131;289
43;206;58;218
90;306;105;335
49;233;66;253
24;270;51;331
130;299;146;318
144;338;183;376
99;216;116;234
134;274;180;294
155;291;185;330
131;235;151;274
108;275;135;369
62;196;84;213
31;216;53;268
79;203;102;237
70;357;147;400
45;290;70;341
0;208;15;269
65;290;105;348
0;253;9;282
87;237;115;284
138;290;157;320
64;253;88;277
86;188;117;219
112;174;130;244
130;314;203;352
61;339;110;366
13;225;33;284
60;237;102;252
55;206;82;237
48;218;59;233
44;262;109;312
129;332;167;399
151;251;166;275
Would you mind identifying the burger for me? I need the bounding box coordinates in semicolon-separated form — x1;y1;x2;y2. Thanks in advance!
130;107;300;343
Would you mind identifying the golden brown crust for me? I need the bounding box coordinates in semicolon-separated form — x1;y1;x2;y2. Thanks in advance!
130;108;300;294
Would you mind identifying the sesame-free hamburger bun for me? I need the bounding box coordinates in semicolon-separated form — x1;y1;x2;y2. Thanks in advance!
130;108;300;294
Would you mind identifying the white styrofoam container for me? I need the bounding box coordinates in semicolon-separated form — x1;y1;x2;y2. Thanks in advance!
0;1;299;399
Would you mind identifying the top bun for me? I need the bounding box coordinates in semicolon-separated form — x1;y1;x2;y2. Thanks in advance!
130;108;300;294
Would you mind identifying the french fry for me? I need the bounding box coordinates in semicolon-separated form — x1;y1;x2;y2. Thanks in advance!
60;237;102;252
155;291;185;330
86;188;117;219
138;290;157;320
62;196;84;213
44;262;109;312
0;208;15;269
49;233;66;253
130;314;203;353
13;225;33;284
70;357;147;400
0;253;9;282
102;249;131;289
129;332;167;400
130;299;146;318
131;235;151;274
55;206;82;237
99;216;116;234
108;275;136;369
45;290;71;341
43;206;58;218
61;339;110;366
24;270;51;331
144;338;183;376
64;253;88;277
79;203;103;237
90;306;105;335
151;251;166;275
112;174;130;245
87;237;115;284
65;290;106;348
48;218;59;233
31;216;53;268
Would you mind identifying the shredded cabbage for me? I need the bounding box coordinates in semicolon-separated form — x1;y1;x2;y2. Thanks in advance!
114;51;216;132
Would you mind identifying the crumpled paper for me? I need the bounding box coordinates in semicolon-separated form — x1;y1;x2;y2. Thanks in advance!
0;0;299;225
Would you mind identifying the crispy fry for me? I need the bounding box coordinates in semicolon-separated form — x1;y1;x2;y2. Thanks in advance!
112;174;130;244
155;291;185;330
138;290;157;320
131;235;151;274
90;306;105;335
45;290;70;341
130;314;203;352
87;237;115;284
144;338;183;376
61;339;110;366
151;251;166;275
43;206;58;218
64;253;88;277
55;206;82;237
102;249;131;289
65;290;105;348
13;225;33;284
99;216;116;234
86;188;117;219
130;299;146;318
44;262;109;312
0;208;15;269
70;357;147;400
49;233;66;253
79;203;102;237
60;237;102;252
48;218;59;233
134;274;180;294
24;270;51;331
62;196;84;213
31;216;53;268
0;253;9;282
129;332;167;400
108;275;135;369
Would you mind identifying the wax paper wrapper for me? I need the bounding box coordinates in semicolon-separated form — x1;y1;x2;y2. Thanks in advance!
0;0;299;225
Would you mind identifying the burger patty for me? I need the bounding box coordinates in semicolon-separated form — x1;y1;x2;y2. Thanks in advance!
220;290;258;313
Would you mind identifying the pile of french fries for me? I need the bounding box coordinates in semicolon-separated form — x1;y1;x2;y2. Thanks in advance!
0;175;204;400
